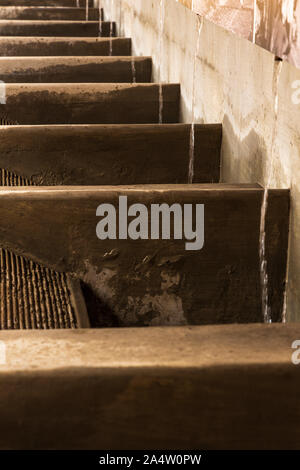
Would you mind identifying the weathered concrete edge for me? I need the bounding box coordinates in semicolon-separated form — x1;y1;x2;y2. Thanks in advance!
0;323;299;371
1;324;299;449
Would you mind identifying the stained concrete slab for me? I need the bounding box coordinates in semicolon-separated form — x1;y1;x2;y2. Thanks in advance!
0;7;102;21
0;83;180;124
0;185;289;326
0;20;115;36
0;323;299;449
0;37;132;56
0;0;92;6
0;56;152;83
0;124;221;184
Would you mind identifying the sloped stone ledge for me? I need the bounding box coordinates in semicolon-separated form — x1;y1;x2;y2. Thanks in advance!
0;323;299;449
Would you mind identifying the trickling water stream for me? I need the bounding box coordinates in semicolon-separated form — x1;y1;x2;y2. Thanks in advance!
282;242;290;323
109;0;114;56
252;0;257;43
131;57;136;83
259;189;271;323
158;0;165;124
188;16;203;184
85;0;89;21
98;0;102;36
259;58;283;323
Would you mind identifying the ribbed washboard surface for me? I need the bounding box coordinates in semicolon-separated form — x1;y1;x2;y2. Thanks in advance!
0;168;34;186
0;168;78;329
0;249;77;329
